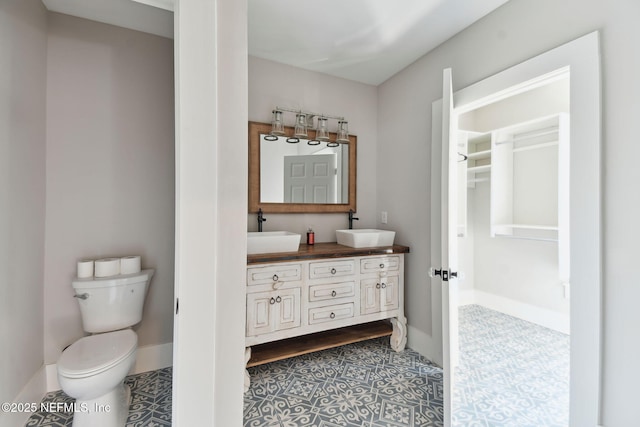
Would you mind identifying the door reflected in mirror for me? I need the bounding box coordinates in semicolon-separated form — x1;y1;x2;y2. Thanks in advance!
260;134;349;204
249;121;356;213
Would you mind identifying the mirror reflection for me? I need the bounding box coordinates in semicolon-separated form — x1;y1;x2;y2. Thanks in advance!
260;134;349;204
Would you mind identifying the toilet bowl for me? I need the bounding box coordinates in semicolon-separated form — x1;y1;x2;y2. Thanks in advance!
57;269;153;427
58;329;138;427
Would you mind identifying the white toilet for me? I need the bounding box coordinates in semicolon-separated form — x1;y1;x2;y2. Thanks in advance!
57;270;154;427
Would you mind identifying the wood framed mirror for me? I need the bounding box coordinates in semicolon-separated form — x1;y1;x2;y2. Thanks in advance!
249;121;356;213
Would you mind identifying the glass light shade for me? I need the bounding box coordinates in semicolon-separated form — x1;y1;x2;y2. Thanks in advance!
315;117;330;142
270;110;285;136
336;120;349;143
305;115;315;129
294;113;308;138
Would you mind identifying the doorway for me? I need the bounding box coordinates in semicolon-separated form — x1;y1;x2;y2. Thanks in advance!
453;76;571;425
430;31;601;427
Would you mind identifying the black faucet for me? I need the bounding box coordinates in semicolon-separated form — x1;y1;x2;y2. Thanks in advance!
257;208;267;232
348;209;359;230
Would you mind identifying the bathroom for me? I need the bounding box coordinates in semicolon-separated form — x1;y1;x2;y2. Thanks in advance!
2;1;640;427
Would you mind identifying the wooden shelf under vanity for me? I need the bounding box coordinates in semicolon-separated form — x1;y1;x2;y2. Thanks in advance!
247;320;393;367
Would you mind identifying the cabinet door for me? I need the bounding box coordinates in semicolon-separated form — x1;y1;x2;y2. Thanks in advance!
277;289;301;330
246;292;276;336
246;288;300;336
379;276;399;312
360;276;399;315
360;278;381;315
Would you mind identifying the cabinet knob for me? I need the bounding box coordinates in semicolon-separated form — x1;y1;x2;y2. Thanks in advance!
330;312;336;319
275;296;282;303
331;290;337;297
380;263;385;269
269;297;276;305
272;274;279;282
376;283;381;289
381;283;387;289
330;268;337;275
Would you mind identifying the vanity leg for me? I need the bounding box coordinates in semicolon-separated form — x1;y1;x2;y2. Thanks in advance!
244;347;251;393
390;316;407;352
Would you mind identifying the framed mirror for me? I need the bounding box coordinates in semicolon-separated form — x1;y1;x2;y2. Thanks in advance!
249;121;356;213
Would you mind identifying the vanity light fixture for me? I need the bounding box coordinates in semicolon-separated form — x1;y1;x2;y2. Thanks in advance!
266;109;285;141
293;113;308;138
336;120;349;143
316;117;330;141
269;106;350;146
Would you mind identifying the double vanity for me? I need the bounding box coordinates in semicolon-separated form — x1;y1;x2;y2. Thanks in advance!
244;121;409;391
244;231;409;391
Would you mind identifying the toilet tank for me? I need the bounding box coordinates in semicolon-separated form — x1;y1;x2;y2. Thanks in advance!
72;269;154;333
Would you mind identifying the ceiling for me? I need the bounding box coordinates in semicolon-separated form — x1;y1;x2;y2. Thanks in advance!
42;0;510;86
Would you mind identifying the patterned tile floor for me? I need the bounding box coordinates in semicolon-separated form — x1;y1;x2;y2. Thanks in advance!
25;305;568;427
244;337;445;427
25;367;172;426
453;305;570;427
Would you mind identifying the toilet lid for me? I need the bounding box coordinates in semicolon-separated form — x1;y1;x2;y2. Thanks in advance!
58;329;137;378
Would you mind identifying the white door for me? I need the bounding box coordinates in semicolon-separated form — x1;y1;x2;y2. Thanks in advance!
430;68;460;427
283;154;337;203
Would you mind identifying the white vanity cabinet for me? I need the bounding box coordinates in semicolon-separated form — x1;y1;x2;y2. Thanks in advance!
360;255;401;315
245;243;409;391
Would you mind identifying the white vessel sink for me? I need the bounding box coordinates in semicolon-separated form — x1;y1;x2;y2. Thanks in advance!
247;231;301;254
336;229;396;248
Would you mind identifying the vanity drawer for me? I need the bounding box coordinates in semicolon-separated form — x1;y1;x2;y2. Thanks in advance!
309;281;355;302
360;256;400;274
309;259;356;280
247;263;302;287
308;303;354;325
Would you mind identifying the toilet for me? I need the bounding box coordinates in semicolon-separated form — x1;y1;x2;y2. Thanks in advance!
57;270;154;427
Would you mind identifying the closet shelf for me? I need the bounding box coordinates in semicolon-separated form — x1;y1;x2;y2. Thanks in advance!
512;140;559;153
495;223;559;231
468;177;490;184
493;234;558;243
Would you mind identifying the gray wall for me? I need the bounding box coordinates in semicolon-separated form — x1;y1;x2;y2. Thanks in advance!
44;13;175;364
0;0;47;408
247;56;378;242
377;0;640;424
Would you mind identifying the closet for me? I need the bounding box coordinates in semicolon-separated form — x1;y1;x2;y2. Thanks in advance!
455;77;570;330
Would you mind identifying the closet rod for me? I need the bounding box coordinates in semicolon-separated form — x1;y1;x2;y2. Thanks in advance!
495;126;559;146
494;233;558;243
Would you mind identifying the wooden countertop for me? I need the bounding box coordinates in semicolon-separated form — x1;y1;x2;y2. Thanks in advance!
247;242;410;264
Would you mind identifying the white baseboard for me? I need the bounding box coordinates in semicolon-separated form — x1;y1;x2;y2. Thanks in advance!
458;289;570;334
46;342;173;392
407;325;441;367
133;342;173;374
0;365;47;427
